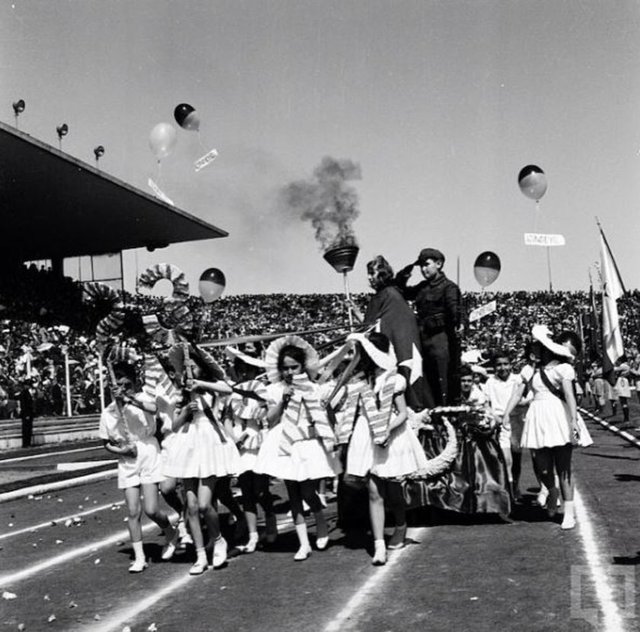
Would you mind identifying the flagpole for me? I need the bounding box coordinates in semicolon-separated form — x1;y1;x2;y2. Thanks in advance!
546;246;553;292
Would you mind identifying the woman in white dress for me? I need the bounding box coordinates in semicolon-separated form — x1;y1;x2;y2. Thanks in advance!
254;335;341;561
503;326;589;530
331;332;428;566
162;345;241;574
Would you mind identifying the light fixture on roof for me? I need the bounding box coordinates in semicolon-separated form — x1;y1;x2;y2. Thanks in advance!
94;145;105;168
12;99;25;128
56;124;68;150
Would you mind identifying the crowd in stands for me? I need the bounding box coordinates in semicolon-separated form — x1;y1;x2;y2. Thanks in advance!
1;272;640;419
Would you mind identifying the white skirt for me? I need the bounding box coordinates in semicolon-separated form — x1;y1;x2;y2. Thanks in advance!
163;414;240;479
521;396;572;449
346;415;428;478
254;424;342;481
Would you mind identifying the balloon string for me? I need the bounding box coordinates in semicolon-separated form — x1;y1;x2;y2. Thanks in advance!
534;200;540;233
197;131;205;151
157;160;162;186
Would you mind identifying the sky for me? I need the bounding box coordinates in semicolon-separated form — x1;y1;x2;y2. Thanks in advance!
2;0;640;297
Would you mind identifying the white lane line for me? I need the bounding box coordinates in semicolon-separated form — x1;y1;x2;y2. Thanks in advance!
57;460;117;471
574;488;627;631
77;519;299;632
0;445;102;464
0;468;117;503
81;571;195;632
0;512;298;589
0;522;158;587
579;408;640;450
0;500;125;541
324;527;427;632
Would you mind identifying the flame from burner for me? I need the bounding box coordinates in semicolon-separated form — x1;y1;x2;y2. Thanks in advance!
280;156;361;251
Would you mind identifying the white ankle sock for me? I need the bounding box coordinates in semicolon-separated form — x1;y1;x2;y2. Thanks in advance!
132;540;145;562
295;523;310;549
196;546;207;563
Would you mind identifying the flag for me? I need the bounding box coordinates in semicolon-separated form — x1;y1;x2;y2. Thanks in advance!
599;228;625;385
363;286;434;409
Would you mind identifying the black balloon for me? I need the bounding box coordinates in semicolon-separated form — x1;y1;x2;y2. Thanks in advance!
518;164;547;201
174;103;200;131
473;251;501;288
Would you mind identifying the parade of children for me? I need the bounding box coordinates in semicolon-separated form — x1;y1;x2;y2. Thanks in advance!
92;247;605;579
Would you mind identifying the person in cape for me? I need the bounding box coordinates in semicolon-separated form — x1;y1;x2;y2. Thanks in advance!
348;255;433;410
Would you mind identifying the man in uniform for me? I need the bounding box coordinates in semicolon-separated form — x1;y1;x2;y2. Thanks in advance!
395;248;463;405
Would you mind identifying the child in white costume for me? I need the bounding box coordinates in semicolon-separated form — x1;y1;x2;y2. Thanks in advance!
504;326;592;530
255;335;341;561
162;345;241;575
99;364;177;573
331;332;427;566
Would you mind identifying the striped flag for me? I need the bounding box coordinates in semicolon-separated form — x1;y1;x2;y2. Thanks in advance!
599;228;625;385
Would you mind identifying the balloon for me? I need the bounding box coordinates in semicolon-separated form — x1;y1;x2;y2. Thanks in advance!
518;165;548;201
174;103;200;131
473;251;501;288
199;268;226;303
149;122;177;160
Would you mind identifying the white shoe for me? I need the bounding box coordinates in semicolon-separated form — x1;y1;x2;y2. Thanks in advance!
128;559;148;573
372;542;386;566
315;535;329;551
161;526;179;561
561;515;576;530
238;535;259;554
536;488;548;507
213;537;228;568
294;546;312;561
189;559;208;575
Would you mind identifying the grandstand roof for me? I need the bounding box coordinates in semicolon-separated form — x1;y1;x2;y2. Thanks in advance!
0;121;228;261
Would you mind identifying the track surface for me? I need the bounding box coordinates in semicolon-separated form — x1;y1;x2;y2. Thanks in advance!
1;403;640;631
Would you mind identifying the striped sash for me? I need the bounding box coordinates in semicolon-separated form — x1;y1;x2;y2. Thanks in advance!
229;379;268;451
338;371;397;446
278;376;336;456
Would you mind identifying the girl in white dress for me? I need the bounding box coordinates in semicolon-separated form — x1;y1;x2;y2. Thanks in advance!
204;343;278;553
162;345;241;574
99;363;177;573
255;335;341;561
331;332;428;566
503;326;588;530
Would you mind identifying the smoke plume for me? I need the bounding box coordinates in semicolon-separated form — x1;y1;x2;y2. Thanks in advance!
280;156;361;251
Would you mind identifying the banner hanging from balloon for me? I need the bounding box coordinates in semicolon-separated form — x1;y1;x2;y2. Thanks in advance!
147;178;174;206
199;268;226;303
524;233;566;247
173;102;219;172
473;251;501;288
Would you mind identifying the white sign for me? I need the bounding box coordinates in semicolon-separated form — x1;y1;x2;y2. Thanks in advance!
194;148;219;172
147;178;174;206
524;233;566;247
469;300;497;323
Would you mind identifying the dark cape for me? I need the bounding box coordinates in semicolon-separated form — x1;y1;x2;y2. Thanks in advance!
364;285;433;409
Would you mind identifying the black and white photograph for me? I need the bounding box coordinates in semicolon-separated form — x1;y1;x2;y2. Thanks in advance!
1;1;640;630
